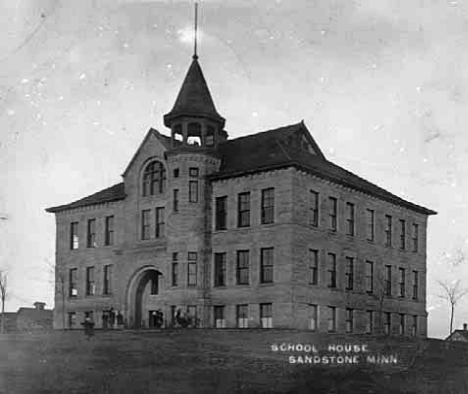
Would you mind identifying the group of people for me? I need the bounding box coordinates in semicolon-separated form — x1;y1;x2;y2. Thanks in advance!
81;308;125;340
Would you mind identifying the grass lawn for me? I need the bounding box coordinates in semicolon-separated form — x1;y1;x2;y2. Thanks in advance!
1;329;468;394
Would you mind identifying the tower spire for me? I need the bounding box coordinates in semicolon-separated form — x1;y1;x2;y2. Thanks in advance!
193;2;199;59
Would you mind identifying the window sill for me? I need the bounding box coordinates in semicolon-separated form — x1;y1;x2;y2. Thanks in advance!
259;282;274;286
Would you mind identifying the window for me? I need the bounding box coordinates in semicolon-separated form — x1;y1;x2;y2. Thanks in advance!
173;189;179;213
172;253;178;286
105;216;114;246
411;315;418;336
189;167;199;177
261;188;275;224
215;196;227;230
366;209;375;241
260;248;274;284
171;306;177;325
384;312;391;334
399;314;405;335
399;219;406;250
310;190;319;227
236;250;250;285
309;304;318;331
155;207;165;238
327;306;336;332
237;304;248;328
206;126;215;147
103;264;113;295
309;249;318;285
87;219;96;248
214;306;225;328
328;197;337;231
68;312;76;328
366;310;374;334
385;265;392;296
69;268;78;297
327;253;336;288
150;274;158;295
385;215;392;247
86;267;95;296
399;268;405;297
141;210;151;240
188;252;197;286
214;253;226;287
238;192;250;227
260;303;273;328
70;222;79;250
412;271;418;300
173;168;179;178
345;203;355;236
345;308;354;333
412;224;419;252
189;181;198;203
365;261;374;293
142;161;166;196
345;257;354;290
85;311;94;321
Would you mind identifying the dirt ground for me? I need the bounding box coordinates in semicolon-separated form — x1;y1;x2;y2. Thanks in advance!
1;329;467;394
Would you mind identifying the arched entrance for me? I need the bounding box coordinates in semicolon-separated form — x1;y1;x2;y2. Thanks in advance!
126;266;163;329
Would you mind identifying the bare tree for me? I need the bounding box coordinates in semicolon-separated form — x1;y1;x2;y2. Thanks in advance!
0;270;7;334
438;279;468;335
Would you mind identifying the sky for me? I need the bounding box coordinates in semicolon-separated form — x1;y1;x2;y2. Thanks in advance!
0;0;467;338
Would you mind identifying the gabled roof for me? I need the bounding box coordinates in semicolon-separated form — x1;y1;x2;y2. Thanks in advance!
163;58;225;127
122;128;174;177
211;122;436;216
446;330;468;341
46;182;125;213
46;121;436;216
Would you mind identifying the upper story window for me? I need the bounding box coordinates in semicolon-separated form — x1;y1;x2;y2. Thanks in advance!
87;219;96;248
385;215;392;247
141;209;151;240
173;168;180;178
188;252;198;286
261;188;274;224
187;123;202;146
260;248;274;284
103;264;113;295
214;253;226;287
86;266;95;296
236;250;250;285
215;196;227;230
365;261;374;293
155;207;165;238
327;253;336;288
412;224;419;252
105;216;114;246
189;167;199;177
70;222;79;250
366;209;375;241
310;190;319;227
345;202;355;236
345;257;354;290
328;197;337;232
69;268;78;297
238;192;250;227
399;219;406;250
142;161;166;196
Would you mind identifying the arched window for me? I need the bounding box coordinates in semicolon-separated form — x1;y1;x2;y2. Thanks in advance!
142;161;166;196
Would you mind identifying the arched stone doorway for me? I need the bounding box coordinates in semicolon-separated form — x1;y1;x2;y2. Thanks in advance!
126;266;163;329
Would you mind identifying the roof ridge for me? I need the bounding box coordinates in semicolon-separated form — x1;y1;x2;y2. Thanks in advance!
226;121;303;143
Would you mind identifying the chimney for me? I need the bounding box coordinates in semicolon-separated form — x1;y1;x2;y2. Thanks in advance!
463;323;467;331
34;302;45;311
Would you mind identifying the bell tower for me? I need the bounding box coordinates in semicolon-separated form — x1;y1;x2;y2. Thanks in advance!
163;2;224;328
163;3;228;148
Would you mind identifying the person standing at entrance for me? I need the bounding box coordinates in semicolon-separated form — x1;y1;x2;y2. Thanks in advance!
81;316;95;340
